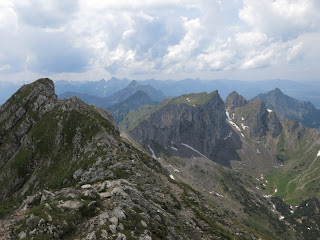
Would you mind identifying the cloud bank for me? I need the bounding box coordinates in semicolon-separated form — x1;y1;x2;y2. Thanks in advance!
0;0;319;82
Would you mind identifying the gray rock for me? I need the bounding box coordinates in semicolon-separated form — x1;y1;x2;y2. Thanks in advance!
100;230;108;239
116;233;127;240
111;207;126;220
109;216;118;226
141;220;147;227
20;194;40;210
109;224;117;233
111;187;128;200
58;200;83;210
225;91;248;109
73;168;83;179
86;231;97;240
81;184;92;189
41;189;55;203
26;214;37;224
18;231;26;239
99;192;111;198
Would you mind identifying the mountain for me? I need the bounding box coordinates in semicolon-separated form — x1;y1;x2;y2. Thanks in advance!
54;77;130;97
58;91;108;109
105;80;165;106
119;98;172;132
0;79;269;240
254;88;320;128
59;80;166;110
130;91;230;163
142;78;320;109
108;90;157;123
127;90;320;239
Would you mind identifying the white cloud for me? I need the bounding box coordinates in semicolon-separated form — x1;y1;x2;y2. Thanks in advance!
0;0;319;81
239;0;320;38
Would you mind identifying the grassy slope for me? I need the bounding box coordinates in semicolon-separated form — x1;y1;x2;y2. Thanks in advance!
170;91;217;106
264;126;320;204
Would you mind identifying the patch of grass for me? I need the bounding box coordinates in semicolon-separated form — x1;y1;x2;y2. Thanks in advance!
12;148;32;176
170;91;217;106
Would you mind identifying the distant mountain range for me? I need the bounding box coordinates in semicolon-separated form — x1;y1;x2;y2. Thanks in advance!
59;80;165;108
2;78;320;109
254;88;320;129
108;90;157;123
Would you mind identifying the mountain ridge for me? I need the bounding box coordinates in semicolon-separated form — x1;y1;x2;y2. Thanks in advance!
254;88;320;128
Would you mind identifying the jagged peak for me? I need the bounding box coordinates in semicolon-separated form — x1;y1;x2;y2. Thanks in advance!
274;87;283;93
128;80;139;87
225;91;247;109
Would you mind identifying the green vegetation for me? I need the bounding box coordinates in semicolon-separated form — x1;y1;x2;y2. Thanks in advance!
170;91;217;106
12;149;32;176
119;98;171;132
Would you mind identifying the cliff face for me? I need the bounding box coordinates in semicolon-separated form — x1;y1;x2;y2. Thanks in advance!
225;91;247;109
0;79;57;167
130;91;229;160
226;92;282;140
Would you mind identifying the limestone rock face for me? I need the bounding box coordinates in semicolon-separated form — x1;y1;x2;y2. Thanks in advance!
0;78;58;168
130;91;229;160
225;91;247;109
227;97;282;140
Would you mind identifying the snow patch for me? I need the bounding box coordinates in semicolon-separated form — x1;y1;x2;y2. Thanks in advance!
209;191;224;197
257;149;260;154
317;150;320;157
181;143;207;158
256;186;260;190
241;133;245;138
223;131;232;140
279;216;285;220
169;146;178;151
267;109;273;113
148;145;156;159
241;123;249;130
169;175;175;180
275;189;278;193
241;117;244;121
263;195;272;198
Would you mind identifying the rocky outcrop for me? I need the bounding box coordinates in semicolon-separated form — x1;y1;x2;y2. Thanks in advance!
130;91;229;160
254;88;320;128
225;91;247;109
0;78;58;169
227;97;282;140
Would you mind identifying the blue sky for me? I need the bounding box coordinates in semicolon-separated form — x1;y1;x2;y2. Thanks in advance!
0;0;319;82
